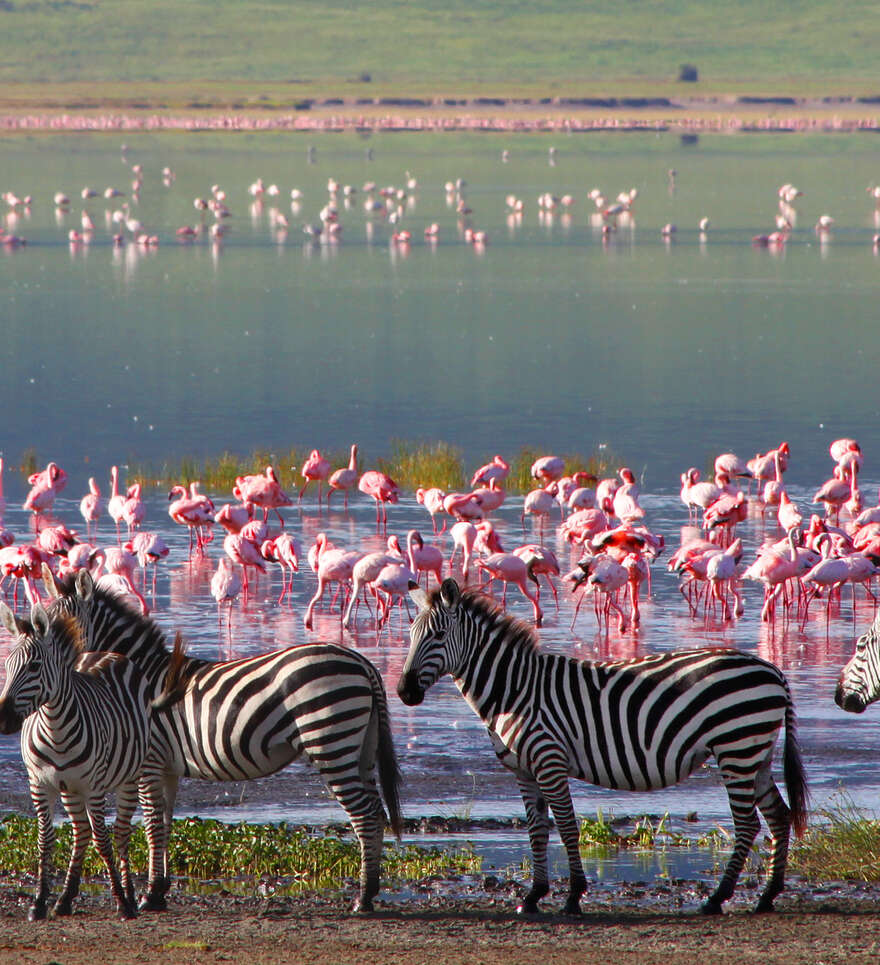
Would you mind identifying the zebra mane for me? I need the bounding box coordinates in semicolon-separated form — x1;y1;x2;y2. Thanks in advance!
437;586;540;656
28;613;85;658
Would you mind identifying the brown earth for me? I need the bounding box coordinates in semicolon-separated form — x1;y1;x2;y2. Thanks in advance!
0;880;879;965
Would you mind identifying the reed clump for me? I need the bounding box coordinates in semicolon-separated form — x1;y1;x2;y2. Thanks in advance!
791;795;880;882
377;440;466;492
0;814;481;889
578;810;730;853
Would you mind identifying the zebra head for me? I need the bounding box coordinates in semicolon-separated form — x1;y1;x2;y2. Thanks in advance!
397;578;462;706
836;611;880;713
0;603;79;733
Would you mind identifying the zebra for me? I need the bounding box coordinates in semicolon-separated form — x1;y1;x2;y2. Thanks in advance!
397;579;808;916
41;565;403;914
835;610;880;712
0;601;155;920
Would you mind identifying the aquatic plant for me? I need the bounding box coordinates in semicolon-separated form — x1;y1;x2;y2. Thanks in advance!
0;814;480;889
579;811;734;853
791;794;880;882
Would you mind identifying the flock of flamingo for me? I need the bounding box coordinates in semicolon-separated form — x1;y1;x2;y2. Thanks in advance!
0;436;877;645
4;150;880;252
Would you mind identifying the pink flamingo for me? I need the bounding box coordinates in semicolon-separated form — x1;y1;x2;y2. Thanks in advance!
470;454;510;488
358;470;399;531
223;532;267;599
128;531;169;595
79;477;103;540
107;465;126;541
327;444;359;510
261;532;301;604
233;466;294;527
299;449;331;503
513;543;560;610
304;534;361;629
530;455;565;485
567;554;628;632
522;484;557;535
121;483;145;535
559;508;609;546
23;461;67;514
777;491;803;533
704;492;747;546
0;545;49;607
416;487;447;533
169;484;215;555
211;556;242;644
567;484;597;513
471;478;505;515
705;538;744;621
800;534;852;629
475;552;543;626
449;520;478;582
406;530;444;588
443;491;484;522
714;453;752;480
612;467;645;523
748;443;790;491
814;465;858;525
343;537;404;629
36;524;78;558
213;502;251;535
622;552;649;627
680;468;721;523
98;545;148;613
371;559;417;630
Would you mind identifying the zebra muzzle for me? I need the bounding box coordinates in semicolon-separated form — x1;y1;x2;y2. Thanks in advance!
834;683;866;714
0;703;24;734
397;673;424;706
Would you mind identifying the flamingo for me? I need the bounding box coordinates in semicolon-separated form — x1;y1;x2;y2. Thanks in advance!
223;532;267;599
343;537;404;629
128;531;169;595
327;444;359;509
522;484;557;535
23;462;68;514
169;485;215;555
448;520;477;582
471;478;505;515
303;533;361;629
714;453;752;480
213;502;251;535
416;487;447;533
299;449;331;503
260;532;301;604
371;559;418;630
530;455;565;485
36;524;78;557
513;544;560;610
443;491;484;522
233;466;293;527
358;470;399;531
79;477;103;539
705;538;744;621
98;545;148;614
211;557;242;638
471;454;511;488
121;483;145;535
475;552;543;626
406;530;444;588
612;467;645;523
567;554;628;632
559;508;609;546
107;465;127;540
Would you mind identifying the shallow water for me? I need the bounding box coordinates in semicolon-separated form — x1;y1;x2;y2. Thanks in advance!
1;130;879;882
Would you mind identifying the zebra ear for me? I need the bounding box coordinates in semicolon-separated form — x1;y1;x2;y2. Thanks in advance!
30;603;50;639
75;568;95;600
0;601;17;636
439;578;460;611
408;580;430;611
42;563;60;600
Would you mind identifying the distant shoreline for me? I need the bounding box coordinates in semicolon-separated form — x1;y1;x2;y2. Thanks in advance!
2;94;879;134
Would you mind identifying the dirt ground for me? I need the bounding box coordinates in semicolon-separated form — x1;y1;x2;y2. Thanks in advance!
0;879;879;965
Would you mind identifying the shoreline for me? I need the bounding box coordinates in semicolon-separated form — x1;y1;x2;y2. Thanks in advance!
2;94;880;134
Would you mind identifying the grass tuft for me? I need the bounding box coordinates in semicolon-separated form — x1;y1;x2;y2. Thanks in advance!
791;794;880;882
0;814;480;889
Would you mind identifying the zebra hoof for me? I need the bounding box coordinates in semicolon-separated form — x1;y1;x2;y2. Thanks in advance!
28;902;47;922
700;897;724;916
562;898;582;916
117;900;138;920
138;893;168;912
53;897;74;917
352;896;374;914
516;899;541;916
753;897;776;914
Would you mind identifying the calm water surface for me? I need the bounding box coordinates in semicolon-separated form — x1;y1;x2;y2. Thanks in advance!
1;130;879;882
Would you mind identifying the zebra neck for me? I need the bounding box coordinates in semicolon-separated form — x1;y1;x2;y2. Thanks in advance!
35;670;76;731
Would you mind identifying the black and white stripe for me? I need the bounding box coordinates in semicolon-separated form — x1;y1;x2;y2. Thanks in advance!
398;579;808;916
836;610;880;712
0;602;151;920
45;568;402;913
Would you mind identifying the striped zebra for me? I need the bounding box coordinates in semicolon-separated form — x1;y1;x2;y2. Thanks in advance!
0;602;153;920
835;610;880;712
398;579;808;916
42;565;402;914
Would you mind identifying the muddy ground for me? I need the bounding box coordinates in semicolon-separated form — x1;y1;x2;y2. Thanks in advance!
1;876;879;965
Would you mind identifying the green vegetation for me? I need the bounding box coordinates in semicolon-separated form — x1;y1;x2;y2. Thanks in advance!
578;810;731;853
92;442;616;496
0;814;481;890
791;796;880;882
0;1;878;101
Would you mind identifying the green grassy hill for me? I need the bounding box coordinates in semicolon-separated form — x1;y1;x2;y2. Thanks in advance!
2;0;878;99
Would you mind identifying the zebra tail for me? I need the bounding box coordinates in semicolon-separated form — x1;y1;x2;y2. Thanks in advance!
151;632;191;711
371;669;404;840
783;696;810;838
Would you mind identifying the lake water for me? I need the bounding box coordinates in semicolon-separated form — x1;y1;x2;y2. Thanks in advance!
1;129;879;883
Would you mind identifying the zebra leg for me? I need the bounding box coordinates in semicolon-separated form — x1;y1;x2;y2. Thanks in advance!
704;768;760;915
754;765;791;913
329;779;384;913
534;766;587;915
29;787;57;921
137;770;178;911
54;791;91;917
515;772;552;914
86;794;137;919
114;782;139;907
